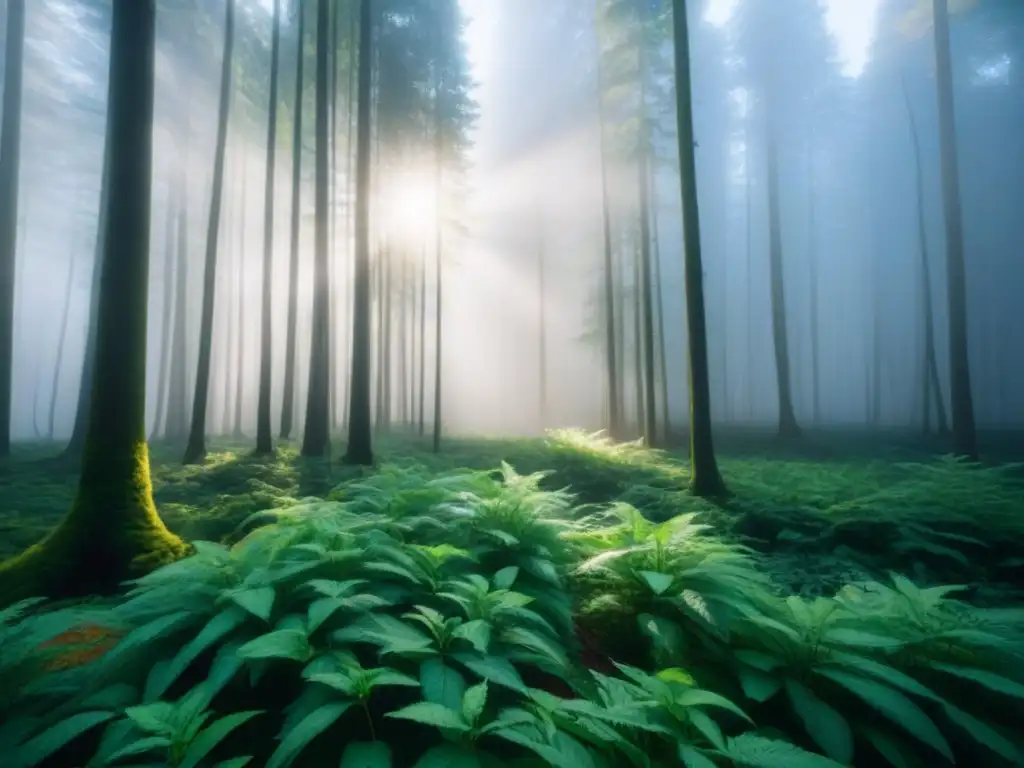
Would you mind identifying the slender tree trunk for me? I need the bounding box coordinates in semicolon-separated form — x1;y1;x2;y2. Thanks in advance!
649;185;670;440
232;155;247;439
343;0;374;466
0;0;26;457
632;235;643;436
281;0;306;440
48;243;80;440
255;0;282;455
0;0;185;603
150;191;176;440
636;10;658;446
932;0;974;457
165;157;190;443
764;99;800;437
431;75;444;455
183;0;236;465
593;19;619;438
745;126;754;422
381;250;393;429
671;0;726;496
339;0;358;431
536;208;547;430
302;0;333;457
808;154;821;426
218;150;236;435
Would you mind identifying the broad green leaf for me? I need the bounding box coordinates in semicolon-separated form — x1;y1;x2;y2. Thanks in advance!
859;726;914;768
492;566;519;590
737;666;780;703
817;669;952;761
825;629;904;649
733;650;782;672
213;759;252;768
105;736;172;762
267;702;352;768
725;733;847;767
452;619;491;653
638;571;675;596
688;709;725;751
238;629;311;662
657;667;695;687
453;653;527;693
679;745;719;768
125;702;177;735
420;658;467;711
11;711;115;768
462;681;489;725
340;741;392;768
386;702;470;732
931;663;1024;700
228;587;275;622
150;606;248;700
942;702;1022;763
412;744;483;768
98;611;194;673
179;711;263;768
676;689;752;723
785;679;853;764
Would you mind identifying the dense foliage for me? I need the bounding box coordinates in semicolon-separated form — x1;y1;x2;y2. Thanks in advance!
1;434;1022;767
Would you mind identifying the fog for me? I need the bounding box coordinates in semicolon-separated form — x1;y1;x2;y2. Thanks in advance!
3;0;1022;448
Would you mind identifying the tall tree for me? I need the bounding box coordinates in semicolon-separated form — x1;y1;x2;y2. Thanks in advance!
431;70;445;455
0;0;185;603
932;0;977;459
280;0;307;440
48;243;80;440
255;0;282;455
671;0;726;497
302;0;332;457
343;0;374;466
0;0;26;457
151;190;177;440
183;0;236;464
165;161;191;443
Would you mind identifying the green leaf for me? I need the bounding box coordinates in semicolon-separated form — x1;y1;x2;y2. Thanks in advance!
179;711;263;768
688;709;725;751
150;606;248;700
462;681;489;725
737;666;781;703
452;619;491;653
105;736;172;762
825;629;904;649
817;669;952;761
638;571;675;596
931;663;1024;700
676;689;752;723
453;653;527;693
386;702;470;732
228;587;276;622
267;702;352;768
11;711;115;768
340;741;392;768
213;759;252;768
238;629;311;662
725;733;847;767
679;745;719;768
420;658;467;711
860;725;914;768
785;680;853;764
942;702;1023;763
734;650;782;672
657;667;695;687
492;566;520;590
412;745;483;768
97;611;194;673
125;702;177;735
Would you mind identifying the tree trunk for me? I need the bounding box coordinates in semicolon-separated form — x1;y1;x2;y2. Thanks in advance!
150;189;177;441
932;0;975;458
0;0;185;604
649;182;670;440
280;0;307;440
671;0;726;496
417;240;426;435
0;0;26;457
764;99;800;437
343;0;374;466
48;243;80;440
807;148;821;426
255;0;282;455
431;75;444;455
183;0;235;465
302;0;333;458
232;155;247;439
636;8;658;446
165;159;190;443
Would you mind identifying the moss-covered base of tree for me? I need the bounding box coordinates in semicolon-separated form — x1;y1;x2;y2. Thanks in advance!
0;461;187;605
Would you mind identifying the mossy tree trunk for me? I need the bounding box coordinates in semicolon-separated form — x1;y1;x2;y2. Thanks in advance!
301;0;332;458
0;0;26;458
932;0;976;459
183;0;236;465
670;0;727;497
0;0;185;605
280;0;307;441
255;0;282;456
343;0;374;466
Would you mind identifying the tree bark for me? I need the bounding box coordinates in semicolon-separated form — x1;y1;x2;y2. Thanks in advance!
0;0;185;604
671;0;726;496
343;0;374;466
150;189;177;440
255;0;282;455
183;0;236;464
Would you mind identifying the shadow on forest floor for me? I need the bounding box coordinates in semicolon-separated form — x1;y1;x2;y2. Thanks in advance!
1;426;1023;603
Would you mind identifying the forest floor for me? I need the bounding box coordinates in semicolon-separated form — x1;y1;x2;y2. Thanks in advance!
2;426;1023;606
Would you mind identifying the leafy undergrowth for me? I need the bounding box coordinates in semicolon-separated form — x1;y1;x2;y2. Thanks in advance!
2;429;1024;601
1;461;1022;767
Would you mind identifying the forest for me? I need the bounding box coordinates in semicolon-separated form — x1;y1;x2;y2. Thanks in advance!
0;0;1022;765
